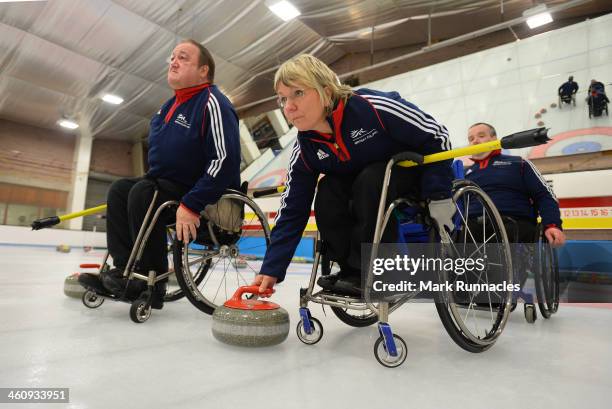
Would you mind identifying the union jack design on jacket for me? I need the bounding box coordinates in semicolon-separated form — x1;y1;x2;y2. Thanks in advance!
260;88;454;282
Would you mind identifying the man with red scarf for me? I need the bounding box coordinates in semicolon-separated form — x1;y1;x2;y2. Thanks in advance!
465;122;565;247
79;40;240;309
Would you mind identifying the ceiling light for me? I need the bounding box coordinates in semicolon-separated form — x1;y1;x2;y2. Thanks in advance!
523;4;553;29
0;0;47;3
266;0;300;22
102;93;124;105
58;119;79;130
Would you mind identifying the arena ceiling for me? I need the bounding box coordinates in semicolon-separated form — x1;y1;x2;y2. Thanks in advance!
1;0;611;142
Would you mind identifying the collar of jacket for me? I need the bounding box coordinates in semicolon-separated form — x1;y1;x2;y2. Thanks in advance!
164;83;210;123
309;98;351;161
471;149;502;169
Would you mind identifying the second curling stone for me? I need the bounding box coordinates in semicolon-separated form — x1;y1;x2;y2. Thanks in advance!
212;286;289;347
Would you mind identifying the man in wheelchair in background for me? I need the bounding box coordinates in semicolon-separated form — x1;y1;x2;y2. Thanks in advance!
587;79;610;117
558;75;579;107
465;123;565;288
466;123;565;246
78;39;241;309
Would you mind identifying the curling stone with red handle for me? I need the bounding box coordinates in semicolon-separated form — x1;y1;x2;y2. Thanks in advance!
64;273;86;298
212;286;290;347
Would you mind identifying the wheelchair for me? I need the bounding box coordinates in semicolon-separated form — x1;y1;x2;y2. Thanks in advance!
587;93;609;118
503;218;560;323
80;183;271;322
295;154;514;368
80;229;201;316
558;93;576;108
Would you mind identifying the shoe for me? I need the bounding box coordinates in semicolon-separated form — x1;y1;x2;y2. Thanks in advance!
317;274;341;290
333;275;362;296
78;273;110;295
151;282;166;310
100;267;126;295
101;267;146;299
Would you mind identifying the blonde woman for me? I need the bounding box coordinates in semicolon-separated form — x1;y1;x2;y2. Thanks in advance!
253;54;454;296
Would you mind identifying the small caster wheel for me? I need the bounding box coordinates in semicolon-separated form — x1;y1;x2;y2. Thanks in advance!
374;334;407;368
82;290;104;308
524;303;536;324
296;317;323;345
130;298;151;323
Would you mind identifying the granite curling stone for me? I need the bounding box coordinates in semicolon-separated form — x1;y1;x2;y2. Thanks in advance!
212;286;290;347
64;272;86;298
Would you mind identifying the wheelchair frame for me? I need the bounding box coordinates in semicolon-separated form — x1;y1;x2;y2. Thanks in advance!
558;93;576;108
295;155;515;368
81;189;180;322
81;187;271;323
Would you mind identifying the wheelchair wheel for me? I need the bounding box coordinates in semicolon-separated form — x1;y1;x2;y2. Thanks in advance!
331;305;378;327
524;303;537;323
534;230;559;318
434;181;513;352
173;192;271;314
130;297;151;323
164;232;206;302
374;334;407;368
296;317;323;345
82;290;104;308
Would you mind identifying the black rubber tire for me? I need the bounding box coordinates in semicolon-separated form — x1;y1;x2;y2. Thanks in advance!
82;291;105;309
524;303;537;324
373;334;407;368
434;184;513;353
331;306;378;327
173;241;214;314
534;231;560;318
129;298;151;323
296;317;323;345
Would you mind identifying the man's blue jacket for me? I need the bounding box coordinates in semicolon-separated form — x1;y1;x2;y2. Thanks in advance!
465;150;562;231
147;83;241;214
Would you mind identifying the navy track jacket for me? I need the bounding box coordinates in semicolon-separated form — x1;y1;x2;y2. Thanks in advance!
558;80;578;95
261;88;453;282
465;150;562;230
147;84;241;214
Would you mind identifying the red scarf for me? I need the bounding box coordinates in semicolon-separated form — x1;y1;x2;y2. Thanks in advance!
471;149;501;169
164;83;210;123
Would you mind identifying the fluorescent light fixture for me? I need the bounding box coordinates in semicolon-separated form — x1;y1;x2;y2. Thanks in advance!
526;13;552;29
0;0;47;3
58;119;79;130
266;0;300;22
523;4;553;29
102;93;124;105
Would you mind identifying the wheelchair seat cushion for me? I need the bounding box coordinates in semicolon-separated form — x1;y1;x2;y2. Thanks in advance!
202;196;243;233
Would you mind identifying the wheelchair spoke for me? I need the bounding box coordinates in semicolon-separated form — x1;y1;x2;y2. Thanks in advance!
455;201;480;246
174;191;270;314
200;253;225;289
211;259;229;305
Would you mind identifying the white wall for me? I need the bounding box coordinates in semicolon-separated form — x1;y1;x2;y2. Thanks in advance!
364;14;612;156
249;14;612;215
545;169;612;198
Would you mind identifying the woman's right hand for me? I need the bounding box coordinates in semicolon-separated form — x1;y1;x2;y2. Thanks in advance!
251;274;278;297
